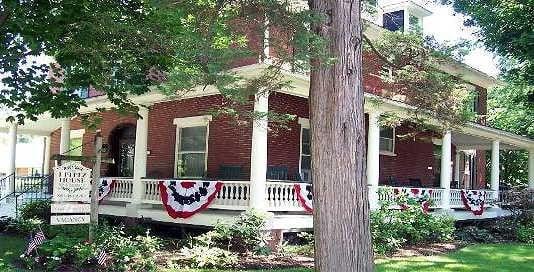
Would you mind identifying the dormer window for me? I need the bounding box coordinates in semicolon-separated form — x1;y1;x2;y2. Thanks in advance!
383;10;404;32
379;1;431;33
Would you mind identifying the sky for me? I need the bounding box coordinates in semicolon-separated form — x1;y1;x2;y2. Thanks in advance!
423;3;500;77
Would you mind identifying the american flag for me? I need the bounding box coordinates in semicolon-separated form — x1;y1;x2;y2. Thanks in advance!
97;249;110;266
24;230;46;255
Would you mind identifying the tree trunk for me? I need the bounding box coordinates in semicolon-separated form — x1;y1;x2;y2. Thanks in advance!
308;1;374;271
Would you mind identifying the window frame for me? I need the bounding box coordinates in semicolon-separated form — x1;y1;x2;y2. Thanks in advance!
298;118;311;181
379;126;396;156
173;115;212;179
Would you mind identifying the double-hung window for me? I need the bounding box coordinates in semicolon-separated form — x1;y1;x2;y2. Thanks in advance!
379;127;395;154
69;129;85;156
299;118;311;182
174;116;212;178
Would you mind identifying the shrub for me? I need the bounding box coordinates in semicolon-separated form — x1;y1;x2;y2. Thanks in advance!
178;246;238;269
19;200;51;223
20;224;161;272
8;217;44;235
371;203;454;254
455;226;496;243
516;223;534;244
193;209;271;254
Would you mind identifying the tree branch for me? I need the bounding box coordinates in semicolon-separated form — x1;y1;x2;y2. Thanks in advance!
362;33;401;70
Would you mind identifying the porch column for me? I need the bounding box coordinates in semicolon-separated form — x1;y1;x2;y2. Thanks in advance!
367;111;381;210
43;136;51;175
490;140;500;193
132;107;149;204
454;151;461;187
249;92;269;211
440;130;452;210
528;150;534;189
6;122;17;194
59;118;71;155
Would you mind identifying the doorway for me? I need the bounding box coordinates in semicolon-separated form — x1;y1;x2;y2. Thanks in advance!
108;124;136;177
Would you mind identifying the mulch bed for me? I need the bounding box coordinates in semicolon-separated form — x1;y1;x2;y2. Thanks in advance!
154;242;463;270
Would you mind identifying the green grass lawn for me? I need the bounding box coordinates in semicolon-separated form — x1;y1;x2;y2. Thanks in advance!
1;234;533;271
0;234;26;264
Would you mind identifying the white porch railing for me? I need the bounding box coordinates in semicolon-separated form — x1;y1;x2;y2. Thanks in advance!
266;182;302;211
377;186;498;209
106;178;134;201
99;178;498;212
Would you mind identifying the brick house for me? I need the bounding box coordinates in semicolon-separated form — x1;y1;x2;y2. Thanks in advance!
1;0;534;229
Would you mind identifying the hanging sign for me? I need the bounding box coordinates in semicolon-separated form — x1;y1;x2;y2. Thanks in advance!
51;203;91;214
51;215;90;225
51;161;92;225
52;162;92;202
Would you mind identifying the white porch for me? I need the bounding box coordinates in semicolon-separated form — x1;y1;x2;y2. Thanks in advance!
96;177;504;230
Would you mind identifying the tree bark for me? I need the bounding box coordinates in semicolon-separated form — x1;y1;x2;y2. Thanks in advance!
308;0;374;271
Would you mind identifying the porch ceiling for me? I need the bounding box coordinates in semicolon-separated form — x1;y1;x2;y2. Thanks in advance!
0;114;62;136
453;131;529;151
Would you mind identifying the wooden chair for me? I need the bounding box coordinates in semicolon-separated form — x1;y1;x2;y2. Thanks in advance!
266;166;289;181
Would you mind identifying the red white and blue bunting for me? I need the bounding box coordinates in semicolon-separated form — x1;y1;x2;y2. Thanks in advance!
393;188;433;213
159;180;222;219
98;178;115;202
294;183;313;213
461;190;486;215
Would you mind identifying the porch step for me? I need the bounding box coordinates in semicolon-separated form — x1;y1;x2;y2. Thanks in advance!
0;196;16;218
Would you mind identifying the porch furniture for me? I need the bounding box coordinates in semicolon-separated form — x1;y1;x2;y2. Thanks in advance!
218;165;243;180
408;178;422;187
266;166;289;180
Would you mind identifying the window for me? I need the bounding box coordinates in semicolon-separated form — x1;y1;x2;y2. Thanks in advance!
69;129;85;156
174;116;212;178
379;127;395;153
383;10;404;32
408;15;421;32
299;118;311;182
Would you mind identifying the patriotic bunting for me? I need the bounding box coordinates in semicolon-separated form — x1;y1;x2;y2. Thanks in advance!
98;178;115;202
159;180;222;219
294;183;313;213
393;188;433;213
24;230;47;256
461;190;486;215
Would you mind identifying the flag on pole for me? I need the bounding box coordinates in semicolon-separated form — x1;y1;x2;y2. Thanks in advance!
97;249;110;266
24;230;46;255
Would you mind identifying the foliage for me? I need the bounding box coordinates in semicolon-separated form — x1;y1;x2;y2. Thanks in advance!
371;202;454;255
516;223;534;244
281;232;314;257
455;225;497;243
0;216;14;233
19;199;51;223
0;258;15;272
8;217;44;235
0;0;319;127
192;209;271;254
178;246;238;269
19;224;161;272
487;82;533;186
364;30;476;130
443;0;534;83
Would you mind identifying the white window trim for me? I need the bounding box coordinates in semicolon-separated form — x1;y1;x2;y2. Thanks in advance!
173;115;212;178
70;129;85;139
379;126;396;156
298;118;311;181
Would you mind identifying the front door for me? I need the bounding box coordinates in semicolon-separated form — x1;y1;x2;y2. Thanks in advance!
118;138;135;177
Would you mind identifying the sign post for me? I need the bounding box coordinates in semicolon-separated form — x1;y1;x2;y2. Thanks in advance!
89;133;102;242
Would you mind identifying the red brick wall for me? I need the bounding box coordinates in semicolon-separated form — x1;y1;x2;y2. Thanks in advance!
146;95;253;179
268;92;309;179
